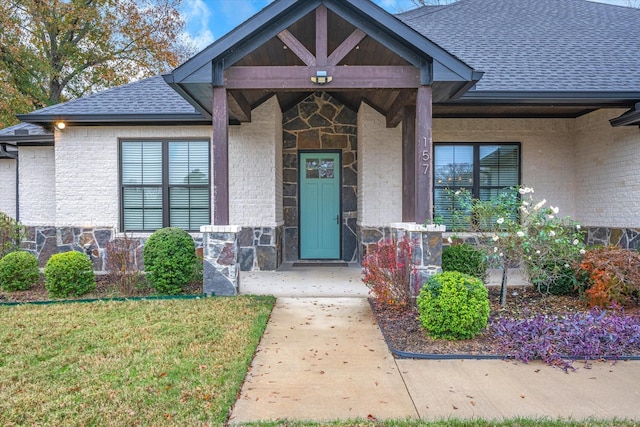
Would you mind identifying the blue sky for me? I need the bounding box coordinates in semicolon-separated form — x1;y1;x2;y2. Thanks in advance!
181;0;632;50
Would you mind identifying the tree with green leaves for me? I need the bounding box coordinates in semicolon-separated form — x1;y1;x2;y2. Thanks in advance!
0;0;195;127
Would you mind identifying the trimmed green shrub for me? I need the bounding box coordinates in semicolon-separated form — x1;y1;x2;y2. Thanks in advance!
44;251;96;298
417;271;490;340
0;251;40;291
143;227;197;295
441;243;487;281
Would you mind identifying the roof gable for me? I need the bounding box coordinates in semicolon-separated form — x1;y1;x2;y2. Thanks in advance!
163;0;481;120
169;0;478;85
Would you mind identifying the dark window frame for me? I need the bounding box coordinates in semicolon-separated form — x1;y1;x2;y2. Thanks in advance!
433;142;521;227
119;138;211;232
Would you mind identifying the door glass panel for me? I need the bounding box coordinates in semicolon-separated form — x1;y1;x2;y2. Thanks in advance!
306;158;319;179
320;159;334;178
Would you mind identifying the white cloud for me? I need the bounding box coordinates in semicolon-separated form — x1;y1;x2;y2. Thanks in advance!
182;0;215;49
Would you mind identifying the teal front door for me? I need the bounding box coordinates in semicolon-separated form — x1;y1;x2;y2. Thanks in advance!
299;152;341;259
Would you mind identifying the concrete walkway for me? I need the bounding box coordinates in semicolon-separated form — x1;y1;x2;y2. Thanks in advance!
230;295;640;424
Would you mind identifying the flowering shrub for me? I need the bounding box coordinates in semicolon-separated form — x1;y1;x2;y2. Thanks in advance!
417;271;490;340
362;236;414;311
576;246;640;307
491;308;640;371
517;187;585;295
447;187;585;302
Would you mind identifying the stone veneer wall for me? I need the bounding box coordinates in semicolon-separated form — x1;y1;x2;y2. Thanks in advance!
237;226;283;271
22;226;203;271
282;92;358;262
585;227;639;250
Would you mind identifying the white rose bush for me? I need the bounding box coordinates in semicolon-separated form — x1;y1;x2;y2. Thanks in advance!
448;186;585;305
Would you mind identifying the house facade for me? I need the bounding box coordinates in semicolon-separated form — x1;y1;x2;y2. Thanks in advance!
0;0;639;294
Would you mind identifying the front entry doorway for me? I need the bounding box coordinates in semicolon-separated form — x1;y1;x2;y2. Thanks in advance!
299;152;341;259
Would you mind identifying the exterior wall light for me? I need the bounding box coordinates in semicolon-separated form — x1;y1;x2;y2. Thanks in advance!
56;121;66;130
311;70;332;85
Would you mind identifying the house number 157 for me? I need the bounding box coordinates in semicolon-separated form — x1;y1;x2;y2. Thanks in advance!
421;137;430;175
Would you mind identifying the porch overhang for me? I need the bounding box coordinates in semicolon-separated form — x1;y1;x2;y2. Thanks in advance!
162;0;482;123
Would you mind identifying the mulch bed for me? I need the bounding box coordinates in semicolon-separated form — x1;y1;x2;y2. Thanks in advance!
370;287;640;357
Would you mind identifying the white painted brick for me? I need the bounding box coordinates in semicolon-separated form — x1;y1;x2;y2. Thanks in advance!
0;159;17;218
229;97;282;226
433;117;577;218
19;146;56;225
54;125;211;228
357;103;402;226
574;109;640;228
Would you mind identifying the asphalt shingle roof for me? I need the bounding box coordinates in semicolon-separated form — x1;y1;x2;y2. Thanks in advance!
15;0;640;124
25;75;200;117
398;0;640;92
0;122;51;137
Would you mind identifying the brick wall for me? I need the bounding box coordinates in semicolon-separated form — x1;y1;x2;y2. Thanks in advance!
229;96;283;226
19;146;56;226
0;159;16;218
53;125;212;228
357;103;402;226
574;109;640;228
433;117;577;219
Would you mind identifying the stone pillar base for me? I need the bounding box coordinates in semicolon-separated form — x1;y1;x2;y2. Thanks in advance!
201;225;241;296
390;222;444;296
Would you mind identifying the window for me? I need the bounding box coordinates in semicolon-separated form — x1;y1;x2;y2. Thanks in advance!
120;140;210;231
434;143;520;229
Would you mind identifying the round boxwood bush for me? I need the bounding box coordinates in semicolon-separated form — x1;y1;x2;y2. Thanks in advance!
417;271;490;340
442;243;487;281
44;251;96;298
0;251;40;291
143;227;196;295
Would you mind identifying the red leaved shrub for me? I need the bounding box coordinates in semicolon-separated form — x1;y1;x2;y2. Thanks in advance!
362;236;415;311
577;246;640;307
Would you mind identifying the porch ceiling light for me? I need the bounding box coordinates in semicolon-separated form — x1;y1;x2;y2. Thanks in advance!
311;70;332;85
56;121;66;130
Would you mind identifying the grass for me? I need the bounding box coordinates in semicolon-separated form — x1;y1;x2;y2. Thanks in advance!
1;296;638;427
0;295;274;426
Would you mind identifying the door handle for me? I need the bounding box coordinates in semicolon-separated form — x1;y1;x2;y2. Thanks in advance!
336;215;340;224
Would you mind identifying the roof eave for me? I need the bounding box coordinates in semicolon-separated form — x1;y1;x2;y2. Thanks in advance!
0;134;54;145
17;113;211;126
456;91;640;106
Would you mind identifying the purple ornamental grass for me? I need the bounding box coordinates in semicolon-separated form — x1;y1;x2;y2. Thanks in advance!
490;307;640;371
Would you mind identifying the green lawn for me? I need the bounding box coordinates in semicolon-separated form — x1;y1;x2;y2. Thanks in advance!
0;296;274;426
1;297;638;427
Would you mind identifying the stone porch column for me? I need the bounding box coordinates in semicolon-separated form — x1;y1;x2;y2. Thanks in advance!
390;222;444;296
201;225;240;296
